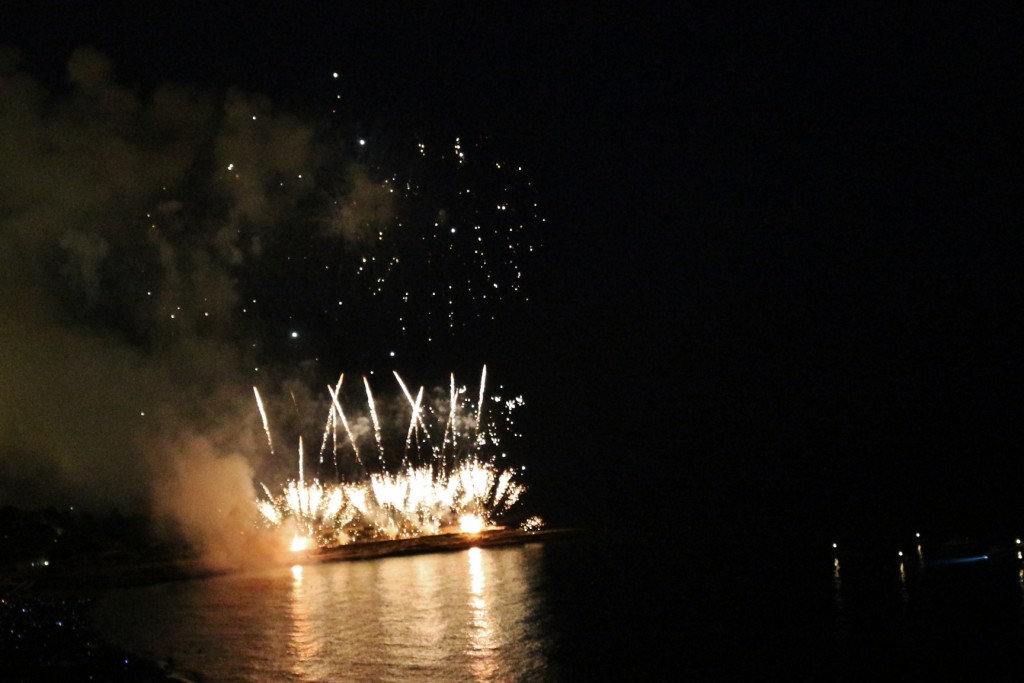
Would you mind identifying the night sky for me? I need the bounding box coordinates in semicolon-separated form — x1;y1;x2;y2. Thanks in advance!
3;4;1024;545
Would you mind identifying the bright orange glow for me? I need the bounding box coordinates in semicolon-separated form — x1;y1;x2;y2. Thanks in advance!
459;514;485;534
290;535;311;553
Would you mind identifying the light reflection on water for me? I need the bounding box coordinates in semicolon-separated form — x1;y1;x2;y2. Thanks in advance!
94;544;553;682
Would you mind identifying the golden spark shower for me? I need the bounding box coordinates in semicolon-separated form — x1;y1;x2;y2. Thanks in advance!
254;366;534;551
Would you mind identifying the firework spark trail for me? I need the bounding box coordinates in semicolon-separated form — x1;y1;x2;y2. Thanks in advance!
317;376;341;462
363;375;386;470
327;380;363;470
475;364;487;452
493;471;512;507
318;374;345;474
329;136;542;343
394;371;431;466
441;373;459;475
255;368;532;549
324;409;340;477
253;387;274;455
393;371;416;470
411;386;425;435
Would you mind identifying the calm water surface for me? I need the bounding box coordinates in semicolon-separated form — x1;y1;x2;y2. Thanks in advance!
94;544;556;682
93;533;1024;681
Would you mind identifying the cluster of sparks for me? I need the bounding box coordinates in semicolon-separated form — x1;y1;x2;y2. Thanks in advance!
333;135;543;340
128;124;542;370
254;367;530;551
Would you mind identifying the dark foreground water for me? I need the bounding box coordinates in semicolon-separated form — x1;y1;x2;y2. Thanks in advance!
92;533;1024;681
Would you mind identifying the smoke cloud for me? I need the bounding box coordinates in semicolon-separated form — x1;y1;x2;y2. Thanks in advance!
0;47;387;565
149;433;288;571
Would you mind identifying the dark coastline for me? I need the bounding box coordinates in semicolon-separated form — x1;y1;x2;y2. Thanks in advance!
1;590;187;682
308;526;581;563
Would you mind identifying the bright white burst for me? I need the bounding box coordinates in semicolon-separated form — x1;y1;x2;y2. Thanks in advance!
256;366;527;549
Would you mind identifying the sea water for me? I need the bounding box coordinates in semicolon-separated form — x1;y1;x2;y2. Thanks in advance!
94;544;559;682
92;533;1024;680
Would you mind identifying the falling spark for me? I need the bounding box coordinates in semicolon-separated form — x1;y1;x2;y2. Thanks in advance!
443;372;459;466
363;375;386;469
394;371;429;459
328;380;363;468
317;374;345;466
322;135;542;342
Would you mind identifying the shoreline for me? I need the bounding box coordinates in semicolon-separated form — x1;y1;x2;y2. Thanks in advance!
303;526;581;564
11;526;582;594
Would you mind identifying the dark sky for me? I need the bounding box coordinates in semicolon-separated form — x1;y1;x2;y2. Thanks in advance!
3;3;1024;541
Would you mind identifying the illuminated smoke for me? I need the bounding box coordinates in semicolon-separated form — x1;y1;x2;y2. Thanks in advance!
0;50;542;569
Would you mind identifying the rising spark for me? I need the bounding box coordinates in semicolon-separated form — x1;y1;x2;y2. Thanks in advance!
253;386;274;455
327;378;363;469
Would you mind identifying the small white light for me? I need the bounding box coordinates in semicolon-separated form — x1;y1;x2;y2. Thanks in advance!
359;139;366;146
291;331;299;338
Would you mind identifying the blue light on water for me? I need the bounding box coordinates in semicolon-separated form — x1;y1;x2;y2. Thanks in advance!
928;555;989;566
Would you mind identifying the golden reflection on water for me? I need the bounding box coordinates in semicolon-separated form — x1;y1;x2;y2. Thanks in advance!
467;546;499;681
95;544;549;682
289;564;321;679
282;544;544;681
375;546;449;674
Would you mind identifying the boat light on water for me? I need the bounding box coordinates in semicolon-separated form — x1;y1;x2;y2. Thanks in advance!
925;554;989;567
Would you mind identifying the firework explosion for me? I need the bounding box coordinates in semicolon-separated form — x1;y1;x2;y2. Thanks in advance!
255;367;530;550
0;51;545;568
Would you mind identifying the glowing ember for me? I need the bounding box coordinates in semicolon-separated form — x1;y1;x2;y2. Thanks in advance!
256;367;528;548
458;514;486;534
520;516;545;532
